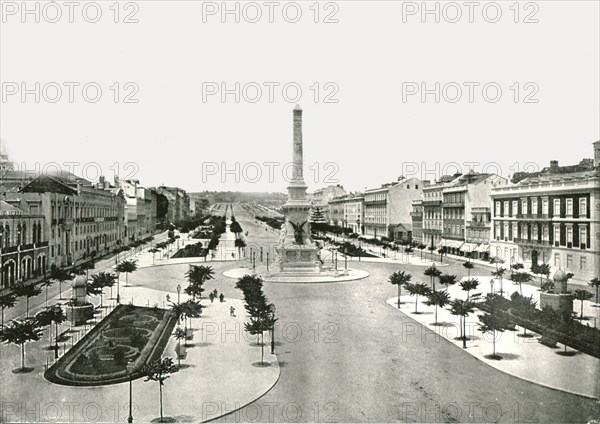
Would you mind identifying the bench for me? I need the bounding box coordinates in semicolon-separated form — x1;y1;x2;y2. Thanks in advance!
470;292;483;302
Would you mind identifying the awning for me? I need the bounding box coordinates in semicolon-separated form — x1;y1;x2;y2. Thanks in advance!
475;244;490;253
441;239;464;249
460;243;478;252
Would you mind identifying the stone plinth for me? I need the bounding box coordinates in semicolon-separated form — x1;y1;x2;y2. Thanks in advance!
540;292;574;315
66;304;94;326
277;245;320;272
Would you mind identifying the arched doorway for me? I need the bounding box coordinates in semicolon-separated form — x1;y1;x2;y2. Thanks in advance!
3;260;16;288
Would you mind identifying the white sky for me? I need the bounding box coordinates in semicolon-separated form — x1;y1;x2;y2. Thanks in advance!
1;1;599;193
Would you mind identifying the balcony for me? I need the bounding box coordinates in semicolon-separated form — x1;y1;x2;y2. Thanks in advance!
422;228;442;235
422;200;442;206
443;202;464;208
513;238;551;247
467;220;490;228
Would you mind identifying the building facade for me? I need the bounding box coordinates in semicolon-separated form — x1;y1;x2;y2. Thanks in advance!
327;193;364;234
0;200;48;289
410;200;423;243
364;178;425;240
491;146;600;282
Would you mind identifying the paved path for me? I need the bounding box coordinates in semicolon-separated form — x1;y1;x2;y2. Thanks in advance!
385;274;600;398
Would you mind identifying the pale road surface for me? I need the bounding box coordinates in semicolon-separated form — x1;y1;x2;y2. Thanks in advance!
213;205;600;423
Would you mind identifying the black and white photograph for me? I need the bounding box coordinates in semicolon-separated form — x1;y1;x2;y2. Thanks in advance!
0;1;599;422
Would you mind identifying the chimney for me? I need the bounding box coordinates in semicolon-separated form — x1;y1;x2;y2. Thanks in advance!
550;160;559;171
594;141;600;167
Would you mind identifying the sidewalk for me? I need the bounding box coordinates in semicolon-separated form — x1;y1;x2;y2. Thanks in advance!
0;257;280;423
386;276;600;399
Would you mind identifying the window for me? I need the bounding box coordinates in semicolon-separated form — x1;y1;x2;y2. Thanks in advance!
579;198;587;216
512;200;518;216
566;255;573;269
580;226;587;246
522;199;528;215
532;225;538;240
554;226;561;244
542;198;548;215
495;223;500;239
553;199;560;216
512;224;518;240
566;226;573;243
566;198;573;216
531;198;538;215
580;256;587;271
554;253;560;267
495;202;501;217
503;201;509;216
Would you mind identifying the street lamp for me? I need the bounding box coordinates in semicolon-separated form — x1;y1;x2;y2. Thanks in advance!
126;360;135;423
177;284;181;304
490;279;495;295
270;305;276;354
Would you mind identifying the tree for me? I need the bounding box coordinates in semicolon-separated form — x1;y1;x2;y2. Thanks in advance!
509;271;532;296
37;304;67;349
477;310;510;359
589;278;600;307
181;299;203;335
573;289;593;319
185;265;214;299
91;272;116;308
229;220;243;237
426;290;450;325
424;266;442;291
388;271;412;308
491;267;507;296
538;263;551;287
142;357;178;423
148;248;160;265
448;299;475;348
511;294;537;337
0;293;18;327
0;319;43;371
12;283;42;318
235;238;247;259
115;260;138;287
49;267;71;300
173;327;186;367
460;278;479;299
417;243;427;259
489;256;505;271
41;279;53;308
462;261;474;277
405;283;431;314
439;274;457;292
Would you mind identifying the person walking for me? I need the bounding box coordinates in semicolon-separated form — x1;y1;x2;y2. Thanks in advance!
230;306;235;317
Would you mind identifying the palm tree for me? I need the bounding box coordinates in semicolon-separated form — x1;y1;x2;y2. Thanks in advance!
148;248;160;265
424;266;442;291
491;267;507;296
449;299;475;348
41;279;53;308
142;357;178;423
589;277;600;307
91;272;116;308
439;274;457;292
426;290;450;325
0;293;18;327
173;327;186;366
538;263;551;287
477;310;510;360
49;267;71;300
510;271;532;296
462;261;474;277
0;319;43;372
12;283;42;318
388;271;412;308
460;278;479;300
573;289;593;319
405;283;430;314
115;260;138;287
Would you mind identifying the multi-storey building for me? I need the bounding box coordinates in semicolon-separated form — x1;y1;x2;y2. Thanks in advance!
364;178;425;240
156;186;191;223
309;185;347;223
422;176;457;249
0;200;48;288
4;175;126;271
490;142;600;283
327;193;364;234
441;173;508;256
409;200;423;243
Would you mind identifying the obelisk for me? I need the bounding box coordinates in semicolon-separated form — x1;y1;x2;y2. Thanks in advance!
277;105;320;272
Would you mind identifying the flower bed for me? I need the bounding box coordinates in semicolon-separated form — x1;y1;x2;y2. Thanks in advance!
45;304;177;386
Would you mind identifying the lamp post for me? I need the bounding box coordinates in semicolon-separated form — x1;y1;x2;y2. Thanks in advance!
176;284;181;304
490;279;495;295
126;360;135;423
270;305;276;354
116;271;121;304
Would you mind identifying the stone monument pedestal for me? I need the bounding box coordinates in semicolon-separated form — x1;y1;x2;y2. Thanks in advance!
540;293;574;315
277;245;320;272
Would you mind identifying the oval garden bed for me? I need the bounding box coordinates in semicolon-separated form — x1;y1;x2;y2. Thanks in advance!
45;304;177;386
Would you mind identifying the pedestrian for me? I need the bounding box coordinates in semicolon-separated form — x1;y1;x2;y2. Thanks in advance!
209;293;214;303
230;306;235;317
219;293;225;303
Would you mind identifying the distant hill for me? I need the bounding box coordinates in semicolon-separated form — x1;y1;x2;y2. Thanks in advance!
189;191;287;205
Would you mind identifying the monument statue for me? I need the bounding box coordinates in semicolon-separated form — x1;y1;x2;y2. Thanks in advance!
276;105;320;272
